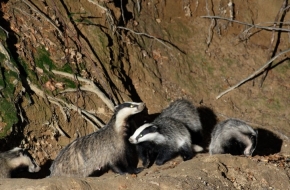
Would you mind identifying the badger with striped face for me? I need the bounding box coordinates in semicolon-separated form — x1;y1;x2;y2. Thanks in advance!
129;117;194;166
50;102;145;177
0;147;41;178
157;99;203;145
209;118;258;156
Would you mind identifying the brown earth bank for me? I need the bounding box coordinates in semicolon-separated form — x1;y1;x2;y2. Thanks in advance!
0;0;289;189
1;154;290;190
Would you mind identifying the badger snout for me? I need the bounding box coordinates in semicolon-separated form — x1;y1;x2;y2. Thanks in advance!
138;103;145;111
129;136;137;144
29;165;41;173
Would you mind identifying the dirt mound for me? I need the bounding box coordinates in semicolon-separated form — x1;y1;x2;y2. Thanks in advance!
0;0;289;189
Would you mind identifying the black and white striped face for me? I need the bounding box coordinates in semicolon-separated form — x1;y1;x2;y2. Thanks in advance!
8;148;41;173
115;102;145;130
243;130;258;156
129;123;165;144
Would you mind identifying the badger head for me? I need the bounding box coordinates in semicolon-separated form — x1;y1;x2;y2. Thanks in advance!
114;102;145;131
129;123;165;144
8;148;41;173
115;102;145;119
243;130;258;156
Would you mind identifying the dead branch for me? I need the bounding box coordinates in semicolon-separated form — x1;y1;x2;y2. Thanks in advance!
201;16;290;32
51;96;105;129
260;0;288;87
116;26;172;50
28;80;104;130
205;0;215;46
51;70;114;111
216;48;290;99
0;42;20;74
21;0;63;38
0;26;9;37
87;0;116;31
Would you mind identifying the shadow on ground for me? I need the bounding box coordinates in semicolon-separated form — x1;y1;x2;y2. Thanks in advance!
254;128;283;156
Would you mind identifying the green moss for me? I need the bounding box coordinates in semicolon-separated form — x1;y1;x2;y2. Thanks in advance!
0;52;5;63
0;98;18;138
35;47;56;73
266;98;282;110
60;63;74;73
224;58;234;67
275;60;290;74
0;29;7;41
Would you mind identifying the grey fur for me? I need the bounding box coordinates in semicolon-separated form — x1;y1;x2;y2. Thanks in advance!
49;102;145;177
0;147;41;178
157;99;203;144
209;118;258;156
129;117;194;166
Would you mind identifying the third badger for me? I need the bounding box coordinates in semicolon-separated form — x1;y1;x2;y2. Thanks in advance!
209;118;258;156
129;99;203;167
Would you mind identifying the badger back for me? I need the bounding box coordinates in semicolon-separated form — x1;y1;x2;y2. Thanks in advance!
158;99;202;132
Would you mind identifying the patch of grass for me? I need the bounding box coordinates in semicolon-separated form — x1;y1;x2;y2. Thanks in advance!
0;68;19;138
0;52;5;63
266;98;282;111
0;98;18;138
224;58;235;67
60;63;74;73
0;29;7;41
275;60;290;74
35;47;56;73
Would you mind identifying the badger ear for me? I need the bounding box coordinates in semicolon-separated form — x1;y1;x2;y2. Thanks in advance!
151;125;158;132
114;105;118;112
17;148;25;157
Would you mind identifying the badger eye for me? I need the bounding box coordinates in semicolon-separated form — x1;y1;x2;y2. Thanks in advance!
139;134;143;137
130;105;134;108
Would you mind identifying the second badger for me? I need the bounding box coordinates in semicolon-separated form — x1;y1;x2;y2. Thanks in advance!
49;102;145;177
129;99;203;167
129;117;194;166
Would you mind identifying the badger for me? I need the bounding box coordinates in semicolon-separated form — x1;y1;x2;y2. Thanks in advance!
49;102;145;177
129;117;194;166
209;118;258;156
158;99;203;145
0;147;41;178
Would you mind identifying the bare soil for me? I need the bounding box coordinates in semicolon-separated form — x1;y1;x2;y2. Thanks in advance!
0;0;289;189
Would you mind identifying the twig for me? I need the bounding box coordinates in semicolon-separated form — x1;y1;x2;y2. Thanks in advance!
201;16;290;32
0;42;20;74
48;99;68;122
21;0;63;38
216;48;290;99
51;70;114;111
28;80;104;129
136;0;141;13
116;26;172;50
0;26;9;37
260;0;288;87
120;0;126;24
87;0;116;31
205;0;215;46
228;0;234;22
51;96;105;129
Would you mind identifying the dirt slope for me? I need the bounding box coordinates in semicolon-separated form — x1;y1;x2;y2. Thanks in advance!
0;0;289;189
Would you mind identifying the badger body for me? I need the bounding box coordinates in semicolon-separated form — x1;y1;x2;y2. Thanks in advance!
129;117;194;166
209;118;258;156
49;102;145;177
158;99;203;144
0;147;41;178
